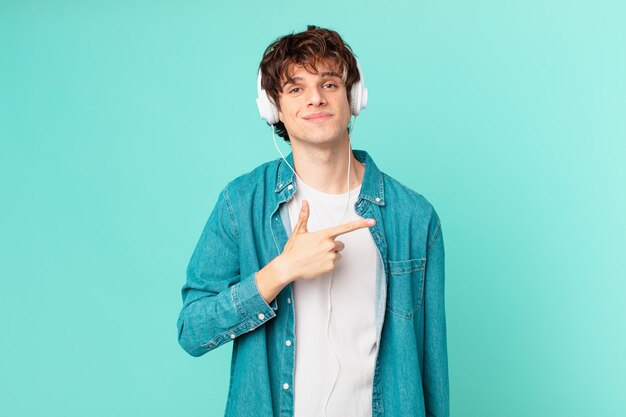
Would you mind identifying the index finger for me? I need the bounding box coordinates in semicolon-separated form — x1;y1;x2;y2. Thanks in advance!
323;218;376;239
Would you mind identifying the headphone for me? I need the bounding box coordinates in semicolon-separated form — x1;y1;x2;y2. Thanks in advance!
256;60;369;125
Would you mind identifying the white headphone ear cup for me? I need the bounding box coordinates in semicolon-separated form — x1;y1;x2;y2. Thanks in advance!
270;100;279;124
350;61;368;116
360;87;368;111
257;70;280;125
256;89;279;125
350;81;362;116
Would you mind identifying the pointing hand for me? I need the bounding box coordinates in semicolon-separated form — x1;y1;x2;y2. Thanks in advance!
279;200;376;282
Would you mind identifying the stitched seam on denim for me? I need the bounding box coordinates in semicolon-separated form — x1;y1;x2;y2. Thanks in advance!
371;351;384;416
388;266;425;274
201;322;249;348
378;169;384;203
252;272;277;314
386;307;417;319
224;347;237;417
353;151;382;204
382;172;427;201
223;185;239;238
388;258;426;274
279;300;286;416
387;259;425;318
232;283;251;325
427;220;442;252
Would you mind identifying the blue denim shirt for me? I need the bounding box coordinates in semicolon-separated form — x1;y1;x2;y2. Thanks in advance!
177;149;449;417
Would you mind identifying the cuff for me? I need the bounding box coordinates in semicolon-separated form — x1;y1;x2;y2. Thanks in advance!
233;272;277;330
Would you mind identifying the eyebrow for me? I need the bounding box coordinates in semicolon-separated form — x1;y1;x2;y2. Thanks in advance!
281;71;342;89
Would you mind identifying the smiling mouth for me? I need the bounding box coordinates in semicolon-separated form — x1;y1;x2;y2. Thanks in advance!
303;113;333;123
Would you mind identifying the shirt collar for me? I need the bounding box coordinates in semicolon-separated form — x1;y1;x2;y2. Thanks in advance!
274;148;385;206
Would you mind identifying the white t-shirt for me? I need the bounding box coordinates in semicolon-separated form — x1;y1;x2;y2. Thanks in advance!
288;175;380;417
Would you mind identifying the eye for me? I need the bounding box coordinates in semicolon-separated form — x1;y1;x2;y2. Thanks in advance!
323;83;338;89
288;87;302;94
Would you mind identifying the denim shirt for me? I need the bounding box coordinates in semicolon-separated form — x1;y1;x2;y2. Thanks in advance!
177;149;449;417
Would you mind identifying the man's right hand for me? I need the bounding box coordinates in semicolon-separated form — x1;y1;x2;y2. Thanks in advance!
255;200;376;303
279;199;376;282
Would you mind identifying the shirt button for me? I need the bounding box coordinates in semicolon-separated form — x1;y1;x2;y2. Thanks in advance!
375;197;381;202
287;297;291;304
230;333;236;339
283;383;289;390
258;313;265;320
285;340;292;347
287;184;293;190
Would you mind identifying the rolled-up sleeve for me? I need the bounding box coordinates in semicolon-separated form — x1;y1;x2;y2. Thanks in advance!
177;185;277;357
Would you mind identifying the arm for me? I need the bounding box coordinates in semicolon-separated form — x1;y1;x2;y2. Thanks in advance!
177;192;376;357
176;185;278;357
423;218;450;417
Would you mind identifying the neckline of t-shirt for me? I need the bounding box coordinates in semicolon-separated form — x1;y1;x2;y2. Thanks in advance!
295;176;362;201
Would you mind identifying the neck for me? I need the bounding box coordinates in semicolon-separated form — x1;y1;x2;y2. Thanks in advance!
290;134;364;194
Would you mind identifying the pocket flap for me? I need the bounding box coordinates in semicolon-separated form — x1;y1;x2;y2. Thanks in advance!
388;258;426;275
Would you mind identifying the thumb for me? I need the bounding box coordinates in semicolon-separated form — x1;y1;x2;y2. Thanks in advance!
294;200;309;234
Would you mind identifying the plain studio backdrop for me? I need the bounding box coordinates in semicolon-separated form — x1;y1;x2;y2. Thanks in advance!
1;1;625;416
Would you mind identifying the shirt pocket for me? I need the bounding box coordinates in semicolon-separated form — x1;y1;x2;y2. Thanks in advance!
386;258;426;319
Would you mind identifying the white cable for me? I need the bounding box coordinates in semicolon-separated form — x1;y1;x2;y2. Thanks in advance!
323;118;356;417
272;116;358;417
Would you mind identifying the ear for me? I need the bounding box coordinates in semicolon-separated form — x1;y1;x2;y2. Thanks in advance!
278;109;284;123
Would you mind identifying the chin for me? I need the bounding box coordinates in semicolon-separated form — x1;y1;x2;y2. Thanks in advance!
302;132;345;145
300;126;347;143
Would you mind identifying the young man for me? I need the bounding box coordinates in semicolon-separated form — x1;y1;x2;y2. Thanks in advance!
177;26;449;417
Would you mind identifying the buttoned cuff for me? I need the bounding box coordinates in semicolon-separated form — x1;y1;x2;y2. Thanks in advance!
233;272;277;330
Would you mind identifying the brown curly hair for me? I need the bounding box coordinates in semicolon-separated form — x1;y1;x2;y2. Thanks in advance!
258;25;361;142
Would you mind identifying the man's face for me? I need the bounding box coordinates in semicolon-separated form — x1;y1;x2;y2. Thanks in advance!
277;60;351;146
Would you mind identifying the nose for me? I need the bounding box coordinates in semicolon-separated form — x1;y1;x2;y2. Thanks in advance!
307;85;326;107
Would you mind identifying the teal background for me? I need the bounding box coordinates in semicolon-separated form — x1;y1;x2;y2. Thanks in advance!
1;0;625;415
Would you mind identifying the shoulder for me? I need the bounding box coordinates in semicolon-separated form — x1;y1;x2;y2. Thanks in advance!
380;171;442;247
210;158;286;221
221;158;281;198
381;171;438;218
